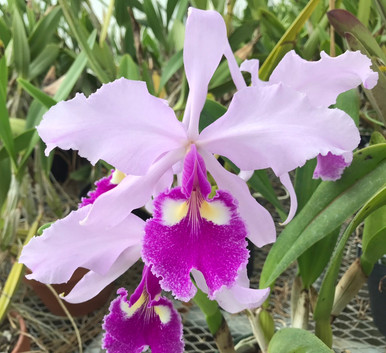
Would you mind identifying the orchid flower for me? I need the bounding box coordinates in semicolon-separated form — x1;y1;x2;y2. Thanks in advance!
239;51;378;182
102;265;184;353
20;8;377;313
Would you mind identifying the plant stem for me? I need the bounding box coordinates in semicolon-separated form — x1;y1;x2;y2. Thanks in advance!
193;288;235;353
329;0;336;56
246;309;269;353
100;0;115;46
331;258;367;319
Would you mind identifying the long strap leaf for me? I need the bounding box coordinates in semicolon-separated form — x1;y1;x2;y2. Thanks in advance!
259;0;320;81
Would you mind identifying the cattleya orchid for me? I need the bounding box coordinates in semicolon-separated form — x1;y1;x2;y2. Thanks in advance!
20;7;377;352
102;266;184;353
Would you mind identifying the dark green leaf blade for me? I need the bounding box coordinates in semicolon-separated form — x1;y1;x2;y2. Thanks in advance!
260;144;386;288
268;328;333;353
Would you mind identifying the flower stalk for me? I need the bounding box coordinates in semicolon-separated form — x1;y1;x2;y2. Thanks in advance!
193;288;235;353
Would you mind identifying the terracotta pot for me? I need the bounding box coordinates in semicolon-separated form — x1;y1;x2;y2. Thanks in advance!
10;311;30;353
24;267;114;317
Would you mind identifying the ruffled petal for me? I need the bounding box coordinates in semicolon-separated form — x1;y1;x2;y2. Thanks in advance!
143;187;249;301
183;8;228;138
192;269;270;314
198;84;360;176
102;288;184;353
20;205;144;284
269;50;378;107
83;148;186;228
38;78;187;175
313;151;352;181
64;245;142;303
200;150;276;247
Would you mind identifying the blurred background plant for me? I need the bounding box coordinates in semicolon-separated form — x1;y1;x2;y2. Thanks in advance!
0;0;385;352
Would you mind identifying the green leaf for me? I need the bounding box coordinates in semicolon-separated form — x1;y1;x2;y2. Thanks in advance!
28;6;62;59
370;131;386;145
12;8;30;78
209;56;242;90
55;30;97;102
58;0;110;83
0;216;40;324
143;0;168;49
334;89;360;126
99;0;115;46
0;129;35;161
247;170;287;220
0;79;16;164
303;15;329;60
314;185;386;324
69;164;92;181
294;159;335;288
92;41;117;80
128;0;144;11
191;0;208;9
158;49;183;93
268;328;333;353
259;9;286;41
375;0;386;25
259;0;321;81
118;54;140;80
123;22;136;58
18;78;57;108
168;19;185;52
260;144;386;288
361;194;386;274
327;9;386;63
9;117;25;136
141;61;155;95
193;288;223;335
115;0;129;26
0;56;7;102
228;20;259;50
0;158;11;209
0;17;12;47
199;99;226;132
28;44;60;80
298;227;340;288
175;0;189;22
357;0;372;28
167;0;179;24
212;0;226;13
294;158;321;213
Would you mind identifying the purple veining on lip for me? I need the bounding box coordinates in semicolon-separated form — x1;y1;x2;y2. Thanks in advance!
142;146;249;301
79;174;117;208
102;266;184;353
181;145;211;197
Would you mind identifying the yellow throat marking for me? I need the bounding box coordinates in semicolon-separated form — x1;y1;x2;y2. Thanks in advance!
120;293;146;318
154;305;172;324
162;199;189;225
